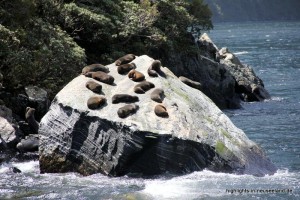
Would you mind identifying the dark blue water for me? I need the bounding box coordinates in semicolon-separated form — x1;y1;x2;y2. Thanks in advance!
1;21;299;199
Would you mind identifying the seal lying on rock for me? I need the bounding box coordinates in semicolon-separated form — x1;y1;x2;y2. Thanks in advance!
154;104;169;118
115;54;136;66
117;104;139;118
150;88;164;103
16;134;39;153
87;96;106;110
128;69;145;82
148;60;161;77
179;76;202;90
112;94;139;104
25;107;39;134
86;80;102;94
82;64;109;75
134;81;155;94
85;71;114;85
117;63;136;75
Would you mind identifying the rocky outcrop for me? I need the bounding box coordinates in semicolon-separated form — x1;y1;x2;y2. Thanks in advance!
39;55;276;177
197;33;270;102
219;47;271;101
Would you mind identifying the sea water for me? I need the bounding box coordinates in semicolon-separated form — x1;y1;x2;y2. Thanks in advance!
1;21;299;200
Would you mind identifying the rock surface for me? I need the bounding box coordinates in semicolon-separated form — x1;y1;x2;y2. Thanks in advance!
39;55;276;176
218;47;271;101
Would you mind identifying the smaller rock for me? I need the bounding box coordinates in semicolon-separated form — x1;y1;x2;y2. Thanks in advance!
0;117;21;149
10;166;21;173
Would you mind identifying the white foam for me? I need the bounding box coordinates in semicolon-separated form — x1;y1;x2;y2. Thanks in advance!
12;161;39;173
234;51;249;55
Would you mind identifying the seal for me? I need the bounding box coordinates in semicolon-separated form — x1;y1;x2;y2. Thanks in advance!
117;63;136;75
150;88;164;103
128;69;145;82
148;60;161;77
87;95;106;110
117;104;139;118
154;104;169;118
134;81;155;94
82;63;109;75
85;71;114;85
16;135;39;153
86;80;102;94
115;54;136;66
25;107;39;134
179;76;202;90
112;94;139;104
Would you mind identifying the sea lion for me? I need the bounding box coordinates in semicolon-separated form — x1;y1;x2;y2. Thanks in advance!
85;71;114;85
16;135;39;153
82;64;109;75
154;104;169;118
25;107;39;134
86;80;102;94
112;94;139;104
147;60;161;77
179;76;202;90
115;54;136;66
87;95;106;110
128;69;145;82
117;104;139;118
134;81;155;94
117;63;136;75
150;88;165;103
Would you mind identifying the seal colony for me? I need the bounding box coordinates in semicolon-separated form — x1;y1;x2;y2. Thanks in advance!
82;55;169;118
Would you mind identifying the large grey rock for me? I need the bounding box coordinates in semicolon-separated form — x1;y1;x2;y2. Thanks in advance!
39;55;276;176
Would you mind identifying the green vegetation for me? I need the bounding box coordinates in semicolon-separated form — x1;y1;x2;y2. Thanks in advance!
0;0;212;98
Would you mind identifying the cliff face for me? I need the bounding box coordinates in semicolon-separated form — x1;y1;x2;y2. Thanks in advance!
204;0;300;22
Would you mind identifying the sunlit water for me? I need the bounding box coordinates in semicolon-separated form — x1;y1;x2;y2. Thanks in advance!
1;21;300;199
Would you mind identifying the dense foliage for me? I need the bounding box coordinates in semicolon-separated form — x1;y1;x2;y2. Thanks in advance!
0;0;212;98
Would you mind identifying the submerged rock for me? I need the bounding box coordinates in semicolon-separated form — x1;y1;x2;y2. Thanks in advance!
39;55;276;177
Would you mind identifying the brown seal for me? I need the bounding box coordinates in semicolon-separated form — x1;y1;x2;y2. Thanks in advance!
117;104;139;118
25;107;39;134
134;81;155;94
154;104;169;118
147;60;161;77
117;63;136;75
150;88;164;103
85;71;114;85
87;96;106;110
179;76;202;90
128;69;145;82
86;80;102;94
115;54;136;66
112;94;139;104
82;64;109;75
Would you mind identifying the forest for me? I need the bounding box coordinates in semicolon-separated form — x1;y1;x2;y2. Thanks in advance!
0;0;212;98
